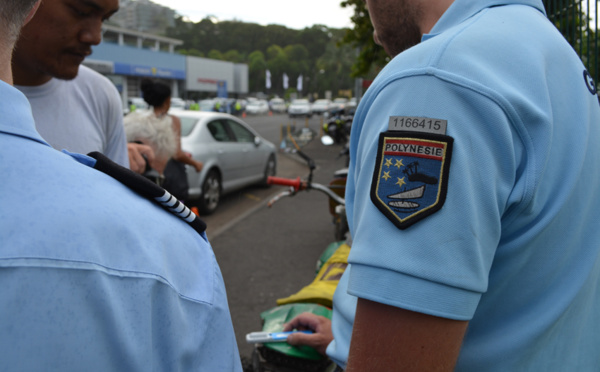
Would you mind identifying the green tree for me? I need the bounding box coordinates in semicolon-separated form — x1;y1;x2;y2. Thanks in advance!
165;13;358;96
544;0;598;82
207;49;224;60
315;40;355;97
248;50;267;93
223;49;244;63
177;48;204;57
339;0;388;78
265;45;288;95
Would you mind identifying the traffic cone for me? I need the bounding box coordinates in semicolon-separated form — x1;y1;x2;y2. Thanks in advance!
191;206;199;216
242;111;247;118
268;111;273;116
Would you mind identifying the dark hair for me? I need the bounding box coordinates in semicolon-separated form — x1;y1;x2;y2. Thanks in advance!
140;79;171;107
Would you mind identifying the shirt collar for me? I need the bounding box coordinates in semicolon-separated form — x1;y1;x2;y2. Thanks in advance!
0;80;49;146
423;0;546;41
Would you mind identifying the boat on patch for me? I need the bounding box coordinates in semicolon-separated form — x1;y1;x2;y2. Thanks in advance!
387;185;425;209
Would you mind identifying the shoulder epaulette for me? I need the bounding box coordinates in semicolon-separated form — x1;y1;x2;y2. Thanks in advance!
88;151;207;235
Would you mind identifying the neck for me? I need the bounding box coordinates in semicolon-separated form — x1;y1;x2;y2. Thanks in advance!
11;61;53;86
154;107;168;118
0;37;16;84
0;55;12;85
420;0;455;34
154;102;170;117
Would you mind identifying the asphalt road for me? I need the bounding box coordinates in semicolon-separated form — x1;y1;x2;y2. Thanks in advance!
195;112;349;360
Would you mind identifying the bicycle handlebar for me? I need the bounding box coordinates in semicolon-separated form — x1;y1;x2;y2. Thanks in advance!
267;176;305;190
267;176;345;206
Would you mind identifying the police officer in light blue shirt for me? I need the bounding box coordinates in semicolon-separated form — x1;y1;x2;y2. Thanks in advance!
0;1;242;370
285;0;600;370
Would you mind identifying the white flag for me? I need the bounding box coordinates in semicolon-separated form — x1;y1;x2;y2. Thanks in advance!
266;69;272;89
297;74;303;91
283;73;289;89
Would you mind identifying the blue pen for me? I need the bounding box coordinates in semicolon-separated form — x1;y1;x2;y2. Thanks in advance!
245;330;314;343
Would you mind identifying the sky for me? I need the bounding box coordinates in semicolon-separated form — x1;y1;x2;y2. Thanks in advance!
150;0;355;30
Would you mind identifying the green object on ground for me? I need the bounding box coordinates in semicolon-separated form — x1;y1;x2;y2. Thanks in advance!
259;303;332;360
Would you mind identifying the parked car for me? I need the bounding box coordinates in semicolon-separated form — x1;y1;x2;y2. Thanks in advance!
246;99;270;115
347;97;358;109
170;97;186;109
171;109;277;214
288;98;313;118
331;97;349;111
199;99;216;112
269;98;287;113
127;97;149;111
311;99;332;115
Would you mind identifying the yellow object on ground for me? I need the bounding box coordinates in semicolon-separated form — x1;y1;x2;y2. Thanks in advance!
276;243;350;308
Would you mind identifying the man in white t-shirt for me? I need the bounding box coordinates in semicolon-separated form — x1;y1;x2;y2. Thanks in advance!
12;0;153;173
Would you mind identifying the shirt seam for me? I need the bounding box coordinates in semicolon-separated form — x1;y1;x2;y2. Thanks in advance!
0;256;214;306
424;6;538;222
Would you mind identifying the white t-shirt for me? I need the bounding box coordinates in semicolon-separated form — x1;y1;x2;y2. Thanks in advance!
16;65;129;167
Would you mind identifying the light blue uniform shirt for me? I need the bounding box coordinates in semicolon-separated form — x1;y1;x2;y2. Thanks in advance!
329;0;600;370
0;81;242;371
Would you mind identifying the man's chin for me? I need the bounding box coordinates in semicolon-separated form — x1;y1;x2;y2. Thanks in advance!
51;66;80;81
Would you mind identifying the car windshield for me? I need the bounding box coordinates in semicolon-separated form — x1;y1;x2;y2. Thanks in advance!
293;99;309;105
179;117;198;137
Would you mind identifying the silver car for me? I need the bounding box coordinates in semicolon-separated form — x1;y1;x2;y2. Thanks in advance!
171;110;277;214
288;99;313;118
311;99;332;115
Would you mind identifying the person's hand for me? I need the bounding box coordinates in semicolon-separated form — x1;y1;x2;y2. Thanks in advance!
283;312;333;356
194;160;203;172
127;143;155;174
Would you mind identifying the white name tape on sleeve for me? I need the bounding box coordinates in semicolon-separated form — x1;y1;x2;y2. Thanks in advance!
388;116;447;135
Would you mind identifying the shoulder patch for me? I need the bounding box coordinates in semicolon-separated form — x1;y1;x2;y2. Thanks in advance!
370;131;453;229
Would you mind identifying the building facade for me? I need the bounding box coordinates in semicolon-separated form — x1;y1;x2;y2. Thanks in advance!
84;25;249;109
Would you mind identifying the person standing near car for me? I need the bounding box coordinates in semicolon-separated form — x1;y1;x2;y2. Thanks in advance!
139;79;203;202
285;0;600;370
0;1;242;370
12;0;154;174
123;108;177;184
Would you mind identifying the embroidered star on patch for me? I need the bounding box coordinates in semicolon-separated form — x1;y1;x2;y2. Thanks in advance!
370;131;453;229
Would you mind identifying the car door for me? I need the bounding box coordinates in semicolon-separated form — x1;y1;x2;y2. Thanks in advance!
206;119;247;190
225;119;263;182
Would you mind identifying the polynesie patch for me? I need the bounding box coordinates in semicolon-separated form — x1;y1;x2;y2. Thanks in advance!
370;131;453;229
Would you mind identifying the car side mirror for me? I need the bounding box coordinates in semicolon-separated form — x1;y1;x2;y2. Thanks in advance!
254;136;262;146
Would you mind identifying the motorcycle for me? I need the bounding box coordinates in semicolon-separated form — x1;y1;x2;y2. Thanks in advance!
245;138;349;372
322;108;354;144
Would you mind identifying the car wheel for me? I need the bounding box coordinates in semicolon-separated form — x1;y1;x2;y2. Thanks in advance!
198;170;221;215
260;154;277;187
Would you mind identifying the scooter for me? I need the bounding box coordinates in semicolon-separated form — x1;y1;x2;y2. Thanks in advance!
245;138;349;372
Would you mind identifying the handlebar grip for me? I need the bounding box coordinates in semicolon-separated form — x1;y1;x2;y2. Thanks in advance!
267;176;302;189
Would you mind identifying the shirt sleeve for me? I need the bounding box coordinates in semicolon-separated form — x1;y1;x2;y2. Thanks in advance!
346;73;528;320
